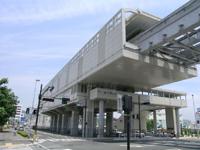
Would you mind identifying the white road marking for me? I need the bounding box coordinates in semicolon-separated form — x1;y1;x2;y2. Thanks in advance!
27;144;34;150
166;149;182;150
36;143;50;150
120;144;154;148
64;149;72;150
32;138;86;144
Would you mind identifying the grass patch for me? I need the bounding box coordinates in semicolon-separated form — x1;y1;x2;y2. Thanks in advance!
17;130;28;138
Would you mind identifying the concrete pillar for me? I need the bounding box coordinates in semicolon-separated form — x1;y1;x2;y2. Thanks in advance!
153;110;157;134
50;116;53;132
50;115;55;132
61;114;65;134
141;111;148;132
175;108;180;137
93;114;97;136
54;115;58;132
86;100;94;137
166;108;177;136
82;107;86;137
62;113;70;134
70;111;79;136
106;112;113;137
56;114;61;133
98;100;105;138
65;113;71;135
131;104;138;133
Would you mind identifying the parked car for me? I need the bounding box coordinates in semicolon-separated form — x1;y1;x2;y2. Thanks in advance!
132;131;145;138
18;125;24;131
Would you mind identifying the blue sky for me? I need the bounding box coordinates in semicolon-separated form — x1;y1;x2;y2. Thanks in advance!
1;0;199;121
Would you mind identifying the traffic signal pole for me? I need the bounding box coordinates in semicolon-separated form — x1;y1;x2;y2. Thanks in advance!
34;84;43;142
122;95;132;150
32;84;68;142
126;112;131;150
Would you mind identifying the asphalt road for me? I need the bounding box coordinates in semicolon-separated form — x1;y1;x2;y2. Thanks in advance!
1;129;200;150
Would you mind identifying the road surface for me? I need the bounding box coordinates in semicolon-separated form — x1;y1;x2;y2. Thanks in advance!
0;129;200;150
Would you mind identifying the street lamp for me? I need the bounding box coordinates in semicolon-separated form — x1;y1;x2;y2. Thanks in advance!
30;79;40;126
192;94;196;129
32;79;40;109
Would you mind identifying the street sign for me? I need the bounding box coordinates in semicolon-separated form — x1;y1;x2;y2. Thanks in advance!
42;97;54;102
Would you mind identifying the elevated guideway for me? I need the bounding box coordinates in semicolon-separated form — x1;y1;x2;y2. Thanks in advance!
129;0;200;67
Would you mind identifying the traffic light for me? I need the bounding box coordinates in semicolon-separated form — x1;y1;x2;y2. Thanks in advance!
33;109;37;115
42;97;54;102
62;98;70;104
26;108;30;114
122;95;132;113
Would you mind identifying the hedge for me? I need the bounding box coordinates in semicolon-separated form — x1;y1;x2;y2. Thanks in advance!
17;130;28;138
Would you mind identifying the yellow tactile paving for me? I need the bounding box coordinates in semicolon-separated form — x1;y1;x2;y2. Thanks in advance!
2;143;25;148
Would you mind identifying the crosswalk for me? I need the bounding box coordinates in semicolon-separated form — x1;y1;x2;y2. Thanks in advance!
27;138;85;150
34;138;86;144
120;144;154;148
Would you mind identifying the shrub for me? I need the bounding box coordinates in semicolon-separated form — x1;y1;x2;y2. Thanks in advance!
17;131;28;138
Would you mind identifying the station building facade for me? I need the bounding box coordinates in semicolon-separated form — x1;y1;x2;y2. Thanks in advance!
40;1;200;138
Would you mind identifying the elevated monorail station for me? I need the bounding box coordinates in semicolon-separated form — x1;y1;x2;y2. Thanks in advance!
40;0;200;138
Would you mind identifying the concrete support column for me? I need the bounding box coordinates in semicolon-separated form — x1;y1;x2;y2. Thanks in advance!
175;108;180;137
56;114;61;133
70;111;79;136
93;114;97;136
86;100;94;137
54;115;58;132
141;111;148;132
153;110;157;134
65;113;71;135
61;114;65;134
166;108;177;136
82;107;86;137
106;112;113;137
50;115;55;132
62;113;70;134
131;104;139;131
98;100;104;138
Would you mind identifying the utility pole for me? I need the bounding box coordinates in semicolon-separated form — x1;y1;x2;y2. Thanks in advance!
34;84;42;142
30;79;40;127
192;94;196;130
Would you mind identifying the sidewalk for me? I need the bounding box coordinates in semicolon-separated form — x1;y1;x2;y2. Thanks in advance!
0;128;23;143
0;128;32;150
177;136;200;143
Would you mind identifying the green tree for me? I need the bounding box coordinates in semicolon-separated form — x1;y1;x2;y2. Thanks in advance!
146;119;154;131
0;78;17;131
